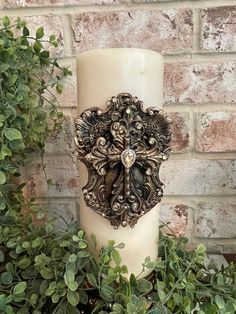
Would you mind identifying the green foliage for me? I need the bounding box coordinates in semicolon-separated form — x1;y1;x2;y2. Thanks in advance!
0;16;71;220
0;218;236;313
0;15;236;314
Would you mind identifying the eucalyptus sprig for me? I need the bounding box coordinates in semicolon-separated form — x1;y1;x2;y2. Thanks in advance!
0;217;236;314
0;16;71;220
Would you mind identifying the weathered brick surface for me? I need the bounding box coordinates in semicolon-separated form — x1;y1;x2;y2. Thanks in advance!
196;112;236;152
4;0;126;7
160;200;190;236
49;199;78;221
24;155;79;198
169;112;190;152
36;198;78;221
43;60;77;153
48;200;78;221
134;0;170;2
13;15;65;57
164;62;236;104
160;159;236;195
194;200;236;238
45;114;75;155
201;6;236;52
194;239;236;254
50;59;77;108
71;9;193;54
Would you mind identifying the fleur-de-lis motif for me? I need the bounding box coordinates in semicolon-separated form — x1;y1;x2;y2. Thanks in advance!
75;93;172;228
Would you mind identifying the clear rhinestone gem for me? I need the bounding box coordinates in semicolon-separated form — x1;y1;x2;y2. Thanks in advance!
121;149;136;168
122;221;127;227
112;203;120;211
136;122;142;130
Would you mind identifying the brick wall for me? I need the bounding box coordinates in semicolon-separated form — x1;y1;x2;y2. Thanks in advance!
0;0;235;254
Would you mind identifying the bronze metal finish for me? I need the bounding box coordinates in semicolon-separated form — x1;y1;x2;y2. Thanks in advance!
75;93;172;228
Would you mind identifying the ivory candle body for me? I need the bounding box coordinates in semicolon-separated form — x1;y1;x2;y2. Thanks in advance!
77;48;164;277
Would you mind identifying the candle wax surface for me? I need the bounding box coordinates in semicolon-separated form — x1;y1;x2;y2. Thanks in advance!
77;48;164;277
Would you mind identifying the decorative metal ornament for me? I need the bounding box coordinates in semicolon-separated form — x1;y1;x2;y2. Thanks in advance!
75;93;172;228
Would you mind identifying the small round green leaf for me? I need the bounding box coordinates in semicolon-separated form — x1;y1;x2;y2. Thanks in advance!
2;16;10;27
52;293;60;304
13;282;27;295
68;281;79;291
137;278;153;293
86;273;97;287
40;267;54;280
72;235;79;242
79;241;87;249
0;294;6;311
36;27;44;39
197;244;206;254
0;272;13;285
69;254;77;263
18;258;31;269
100;285;115;302
22;241;30;249
0;250;4;262
30;293;38;305
4;128;22;141
67;290;80;307
32;237;42;248
111;249;121;265
0;171;6;185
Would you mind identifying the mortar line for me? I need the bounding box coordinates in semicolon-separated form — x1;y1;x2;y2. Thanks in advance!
163;103;236;112
169;151;236;159
130;0;236;9
33;195;236;202
56;53;236;63
63;14;73;57
193;238;236;244
35;196;80;201
163;195;236;202
58;52;236;64
189;108;197;153
164;52;236;63
192;8;201;58
1;1;236;16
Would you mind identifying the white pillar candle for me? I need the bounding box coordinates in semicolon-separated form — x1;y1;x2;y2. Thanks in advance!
77;48;164;277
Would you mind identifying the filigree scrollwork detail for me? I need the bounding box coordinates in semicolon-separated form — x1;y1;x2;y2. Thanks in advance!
75;93;172;228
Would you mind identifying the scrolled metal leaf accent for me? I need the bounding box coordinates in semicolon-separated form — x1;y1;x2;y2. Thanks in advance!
75;93;172;228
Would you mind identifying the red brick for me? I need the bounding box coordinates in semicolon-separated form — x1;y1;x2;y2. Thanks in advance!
196;112;236;152
48;59;77;108
10;15;65;57
45;113;75;155
134;0;170;2
160;201;190;236
24;155;79;198
160;159;236;195
39;199;78;223
4;0;125;7
193;239;236;254
169;112;190;153
201;6;236;52
71;9;193;54
194;200;236;238
164;62;236;104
